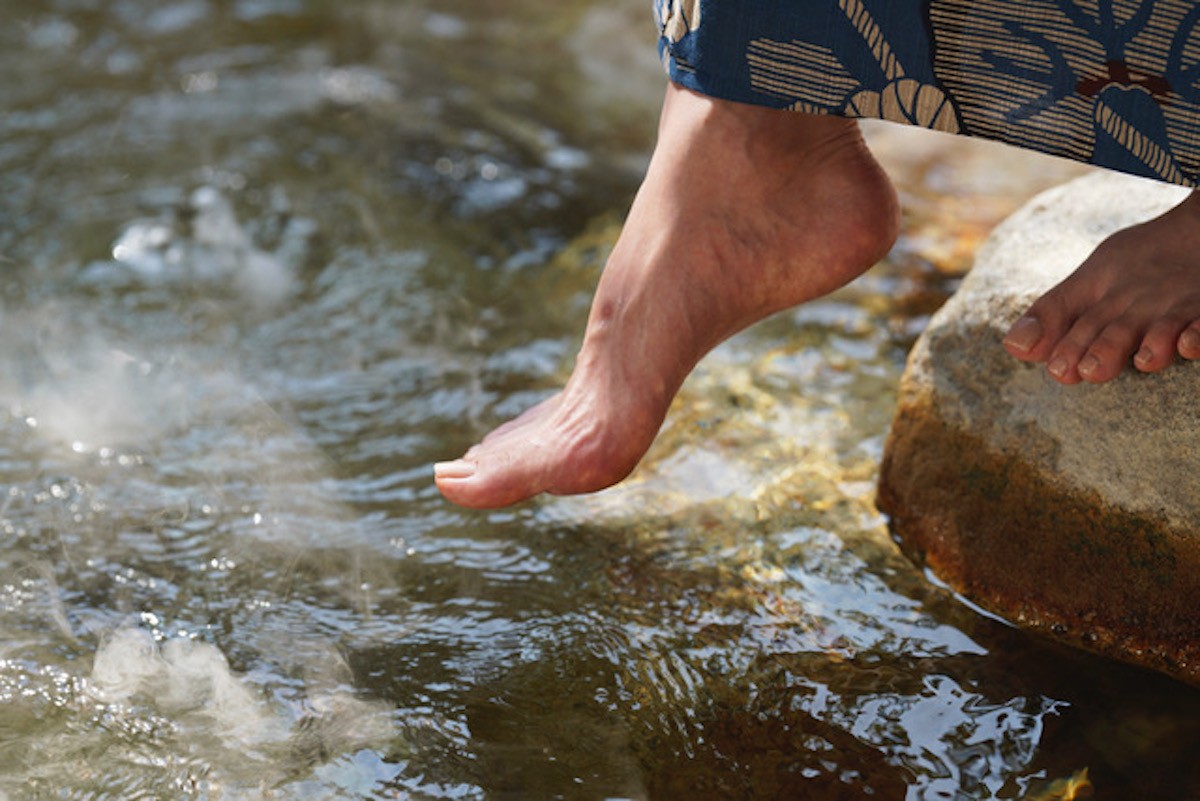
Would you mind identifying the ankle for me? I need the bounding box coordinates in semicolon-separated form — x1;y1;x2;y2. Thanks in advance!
675;86;861;162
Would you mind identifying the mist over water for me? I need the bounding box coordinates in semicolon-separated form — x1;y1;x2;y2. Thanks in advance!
2;0;1200;798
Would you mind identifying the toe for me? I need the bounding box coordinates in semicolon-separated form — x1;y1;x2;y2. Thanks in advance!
1004;286;1076;363
1003;316;1045;360
435;447;549;509
1076;318;1143;384
1044;333;1090;385
1008;292;1075;364
1134;318;1185;373
437;420;560;509
1045;352;1080;384
1045;310;1117;385
1179;323;1200;360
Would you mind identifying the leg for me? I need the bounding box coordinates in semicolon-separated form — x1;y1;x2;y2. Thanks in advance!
1003;190;1200;384
435;84;899;509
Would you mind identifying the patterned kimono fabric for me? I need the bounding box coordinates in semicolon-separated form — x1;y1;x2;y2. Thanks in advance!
657;0;1200;187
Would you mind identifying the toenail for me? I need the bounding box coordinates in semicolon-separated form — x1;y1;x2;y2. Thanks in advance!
435;459;476;479
1048;356;1069;378
1182;329;1200;354
1003;317;1043;353
1135;346;1153;366
1077;354;1099;378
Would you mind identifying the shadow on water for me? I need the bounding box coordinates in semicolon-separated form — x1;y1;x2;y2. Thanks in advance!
2;0;1200;798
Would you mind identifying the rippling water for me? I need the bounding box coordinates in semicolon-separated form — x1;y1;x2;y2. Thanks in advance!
3;0;1200;798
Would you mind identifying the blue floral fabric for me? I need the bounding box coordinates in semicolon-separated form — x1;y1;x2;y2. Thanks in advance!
657;0;1200;186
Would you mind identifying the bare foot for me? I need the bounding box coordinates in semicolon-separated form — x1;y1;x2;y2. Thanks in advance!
1003;191;1200;384
435;85;899;508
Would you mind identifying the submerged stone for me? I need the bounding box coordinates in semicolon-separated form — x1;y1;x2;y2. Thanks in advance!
877;172;1200;686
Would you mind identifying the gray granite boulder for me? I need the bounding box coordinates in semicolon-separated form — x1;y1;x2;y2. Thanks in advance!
877;171;1200;685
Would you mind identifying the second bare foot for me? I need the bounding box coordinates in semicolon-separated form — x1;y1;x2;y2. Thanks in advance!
1004;191;1200;384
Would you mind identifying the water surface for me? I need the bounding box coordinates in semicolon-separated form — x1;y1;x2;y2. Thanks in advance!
3;1;1200;798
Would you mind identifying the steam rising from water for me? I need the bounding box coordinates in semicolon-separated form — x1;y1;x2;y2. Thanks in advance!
21;338;196;452
92;628;284;744
5;184;311;454
105;185;309;312
89;628;393;753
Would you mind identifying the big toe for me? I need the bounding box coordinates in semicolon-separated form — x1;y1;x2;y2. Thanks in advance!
1003;315;1047;360
1004;289;1075;363
434;451;548;509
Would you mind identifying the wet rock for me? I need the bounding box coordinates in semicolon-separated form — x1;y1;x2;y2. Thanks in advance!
877;171;1200;686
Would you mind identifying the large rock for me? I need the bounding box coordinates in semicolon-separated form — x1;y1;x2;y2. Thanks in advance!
877;171;1200;685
